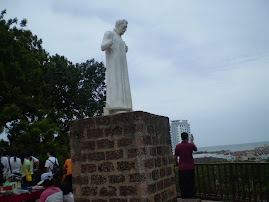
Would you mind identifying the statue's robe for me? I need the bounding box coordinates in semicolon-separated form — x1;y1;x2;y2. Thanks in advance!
101;30;132;115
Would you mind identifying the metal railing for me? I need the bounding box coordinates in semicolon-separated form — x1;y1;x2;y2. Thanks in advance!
175;163;269;201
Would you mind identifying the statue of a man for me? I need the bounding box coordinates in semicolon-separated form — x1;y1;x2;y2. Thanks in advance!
101;19;133;115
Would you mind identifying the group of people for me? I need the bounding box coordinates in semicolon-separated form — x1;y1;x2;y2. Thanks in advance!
0;148;73;202
0;134;195;201
39;149;73;202
0;148;39;187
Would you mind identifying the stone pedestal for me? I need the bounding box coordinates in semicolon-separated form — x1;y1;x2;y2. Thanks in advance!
69;111;177;202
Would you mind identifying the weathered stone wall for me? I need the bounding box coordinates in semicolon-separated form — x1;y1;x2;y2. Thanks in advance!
69;111;177;202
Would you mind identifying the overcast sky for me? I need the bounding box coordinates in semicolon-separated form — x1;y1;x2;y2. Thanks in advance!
1;0;269;147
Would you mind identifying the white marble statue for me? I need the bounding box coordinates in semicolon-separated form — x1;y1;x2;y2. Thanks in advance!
101;19;133;115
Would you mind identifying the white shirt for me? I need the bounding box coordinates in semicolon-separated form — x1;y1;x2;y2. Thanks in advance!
31;156;39;164
45;190;63;202
45;156;59;174
63;192;74;202
9;156;22;174
1;156;9;176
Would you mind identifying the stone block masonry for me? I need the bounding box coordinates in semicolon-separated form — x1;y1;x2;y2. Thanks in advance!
69;111;177;202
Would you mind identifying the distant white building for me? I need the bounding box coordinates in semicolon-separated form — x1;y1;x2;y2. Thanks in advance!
224;154;235;161
170;120;191;154
260;154;269;162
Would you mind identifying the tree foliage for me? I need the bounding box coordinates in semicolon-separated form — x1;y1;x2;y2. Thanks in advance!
0;10;106;166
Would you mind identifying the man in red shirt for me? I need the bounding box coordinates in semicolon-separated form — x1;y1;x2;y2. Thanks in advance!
175;132;197;199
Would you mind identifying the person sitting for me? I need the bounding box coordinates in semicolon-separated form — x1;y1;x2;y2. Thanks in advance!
59;181;74;202
37;173;63;202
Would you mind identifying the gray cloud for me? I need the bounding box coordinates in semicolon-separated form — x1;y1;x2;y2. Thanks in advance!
1;0;269;147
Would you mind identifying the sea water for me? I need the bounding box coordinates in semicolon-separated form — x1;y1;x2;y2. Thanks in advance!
198;141;269;152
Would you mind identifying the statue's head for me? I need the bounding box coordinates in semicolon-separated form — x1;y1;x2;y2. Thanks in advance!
115;19;128;35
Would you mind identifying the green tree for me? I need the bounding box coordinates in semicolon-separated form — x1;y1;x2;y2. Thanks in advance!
0;9;51;152
0;10;106;166
45;55;106;133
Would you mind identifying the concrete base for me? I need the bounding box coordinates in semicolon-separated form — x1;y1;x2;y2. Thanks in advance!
103;107;133;115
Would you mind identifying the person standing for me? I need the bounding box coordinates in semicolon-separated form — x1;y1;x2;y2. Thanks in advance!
28;149;39;172
44;149;59;176
175;132;197;199
9;150;22;181
20;151;32;188
101;19;133;115
62;158;72;182
28;150;39;182
63;158;72;177
0;148;9;186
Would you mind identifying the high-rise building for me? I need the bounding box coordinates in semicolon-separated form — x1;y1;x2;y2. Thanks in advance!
170;120;191;154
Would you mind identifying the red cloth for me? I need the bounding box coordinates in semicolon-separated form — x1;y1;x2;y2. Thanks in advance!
0;190;43;202
175;141;197;170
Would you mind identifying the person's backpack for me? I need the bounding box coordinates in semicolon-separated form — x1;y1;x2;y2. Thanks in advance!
48;158;60;176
